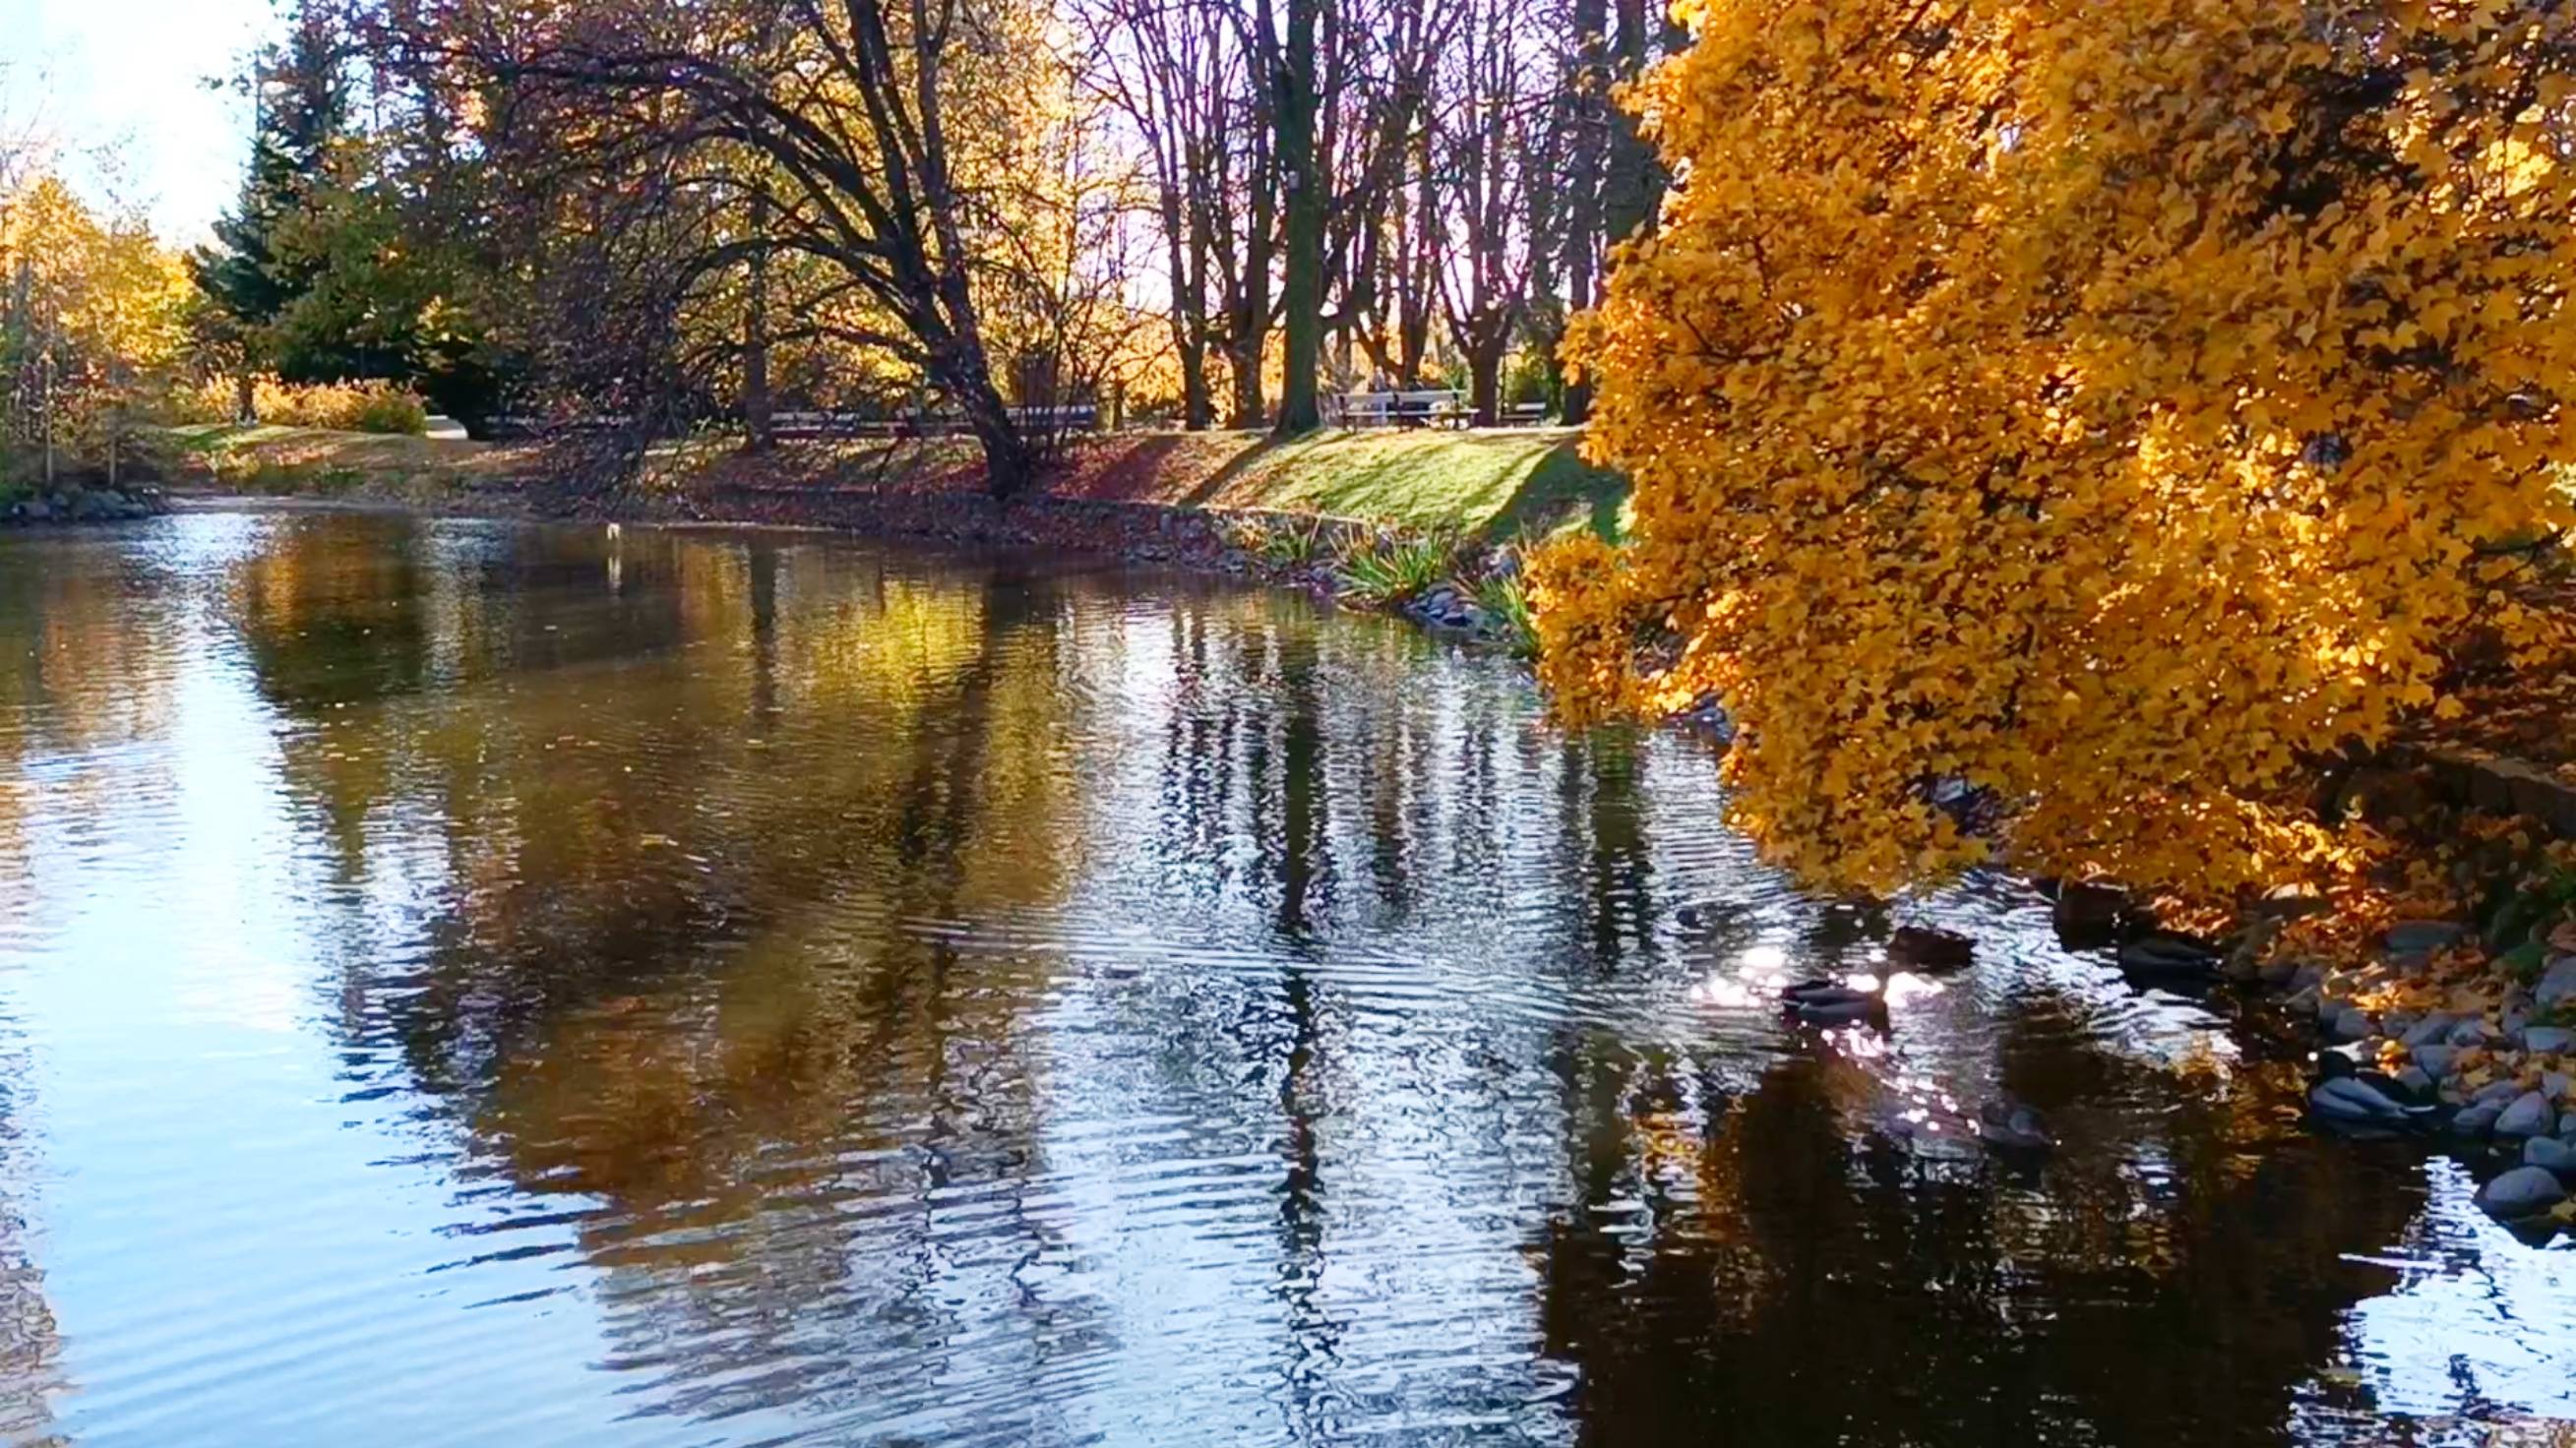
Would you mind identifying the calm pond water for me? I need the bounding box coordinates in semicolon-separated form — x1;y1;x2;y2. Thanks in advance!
0;509;2571;1446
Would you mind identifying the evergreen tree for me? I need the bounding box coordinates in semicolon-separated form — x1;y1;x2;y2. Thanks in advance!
189;4;347;391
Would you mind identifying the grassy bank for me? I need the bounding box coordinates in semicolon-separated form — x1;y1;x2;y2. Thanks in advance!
165;423;1628;543
163;422;512;500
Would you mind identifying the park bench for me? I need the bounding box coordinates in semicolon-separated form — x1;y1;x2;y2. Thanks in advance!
1330;389;1469;428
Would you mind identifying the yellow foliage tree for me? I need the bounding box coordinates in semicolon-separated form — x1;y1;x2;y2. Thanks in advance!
2;174;193;470
1542;0;2576;904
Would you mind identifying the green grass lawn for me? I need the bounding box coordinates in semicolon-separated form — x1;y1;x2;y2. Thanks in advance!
152;420;1632;543
1187;429;1626;542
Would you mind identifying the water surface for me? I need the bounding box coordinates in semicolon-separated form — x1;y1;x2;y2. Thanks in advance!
0;510;2570;1445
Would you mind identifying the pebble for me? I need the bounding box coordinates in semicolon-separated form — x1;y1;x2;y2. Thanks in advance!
2476;1165;2568;1220
2538;957;2576;1011
2497;1091;2555;1137
2526;1135;2576;1176
2548;1072;2573;1101
2451;1100;2505;1136
2414;1044;2458;1079
2475;1078;2529;1106
2332;1006;2376;1041
2387;920;2466;957
1889;925;1976;972
2394;1064;2435;1098
2402;1014;2457;1049
2285;986;2321;1016
2447;1018;2493;1048
2522;1026;2574;1055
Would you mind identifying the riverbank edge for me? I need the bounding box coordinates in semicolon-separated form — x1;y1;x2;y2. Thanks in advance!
164;469;1529;645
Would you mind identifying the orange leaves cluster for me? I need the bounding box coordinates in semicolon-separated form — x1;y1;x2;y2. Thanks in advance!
1540;0;2576;904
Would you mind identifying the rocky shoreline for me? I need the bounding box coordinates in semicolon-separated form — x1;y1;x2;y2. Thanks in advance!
2276;911;2576;1228
3;483;167;525
220;473;1531;645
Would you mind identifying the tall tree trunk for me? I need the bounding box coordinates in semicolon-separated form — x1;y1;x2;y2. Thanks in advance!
1468;336;1503;428
744;194;773;452
1227;0;1278;431
1178;331;1213;430
953;366;1037;499
1557;0;1609;425
1601;0;1662;248
1271;0;1323;437
1399;137;1433;387
1175;191;1213;429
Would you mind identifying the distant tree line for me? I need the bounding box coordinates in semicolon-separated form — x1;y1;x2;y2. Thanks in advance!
185;0;1682;494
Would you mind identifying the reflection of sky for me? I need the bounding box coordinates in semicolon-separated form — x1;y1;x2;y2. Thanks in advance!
2337;1159;2576;1421
4;532;670;1443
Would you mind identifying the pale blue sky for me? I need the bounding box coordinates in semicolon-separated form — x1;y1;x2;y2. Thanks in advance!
2;0;274;243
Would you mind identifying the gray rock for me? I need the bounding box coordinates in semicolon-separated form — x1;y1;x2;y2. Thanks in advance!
2475;1077;2529;1105
2497;1091;2555;1137
2332;1005;2377;1041
2525;1135;2576;1176
2395;1065;2435;1099
2291;962;2325;994
22;498;48;521
2285;986;2321;1017
2564;1110;2576;1137
2415;1044;2459;1079
2051;880;2130;948
2258;954;2301;988
2451;1099;2505;1136
2548;1072;2573;1101
2477;1165;2568;1220
2382;1008;2422;1040
2402;1013;2456;1048
2523;1026;2575;1055
2120;935;2218;977
2448;1018;2494;1048
2387;920;2466;956
2538;956;2576;1011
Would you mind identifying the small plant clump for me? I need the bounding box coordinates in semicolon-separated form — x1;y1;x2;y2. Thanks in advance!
1228;513;1330;568
1470;569;1536;656
1336;527;1457;605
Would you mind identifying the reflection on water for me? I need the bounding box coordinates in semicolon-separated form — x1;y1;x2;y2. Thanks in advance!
0;511;2569;1445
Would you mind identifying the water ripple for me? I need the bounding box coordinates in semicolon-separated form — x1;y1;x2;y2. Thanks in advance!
0;513;2565;1445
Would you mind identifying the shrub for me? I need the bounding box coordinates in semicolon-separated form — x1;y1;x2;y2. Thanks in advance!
175;375;429;435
